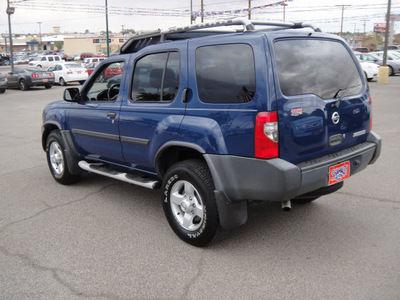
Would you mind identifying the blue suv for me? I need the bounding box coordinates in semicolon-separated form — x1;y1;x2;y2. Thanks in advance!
42;19;381;246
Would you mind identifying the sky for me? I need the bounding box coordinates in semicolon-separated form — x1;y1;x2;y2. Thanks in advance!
1;0;399;36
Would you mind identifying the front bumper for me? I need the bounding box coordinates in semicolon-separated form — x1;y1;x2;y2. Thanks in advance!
205;131;381;203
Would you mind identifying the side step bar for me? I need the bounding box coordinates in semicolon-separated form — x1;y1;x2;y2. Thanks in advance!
78;161;160;189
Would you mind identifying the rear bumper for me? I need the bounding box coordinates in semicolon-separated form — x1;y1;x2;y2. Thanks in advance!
205;131;381;203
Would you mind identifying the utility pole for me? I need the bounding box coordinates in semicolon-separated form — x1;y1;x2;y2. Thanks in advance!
37;22;42;51
336;5;351;37
6;0;15;72
248;0;251;20
361;19;368;46
201;0;204;23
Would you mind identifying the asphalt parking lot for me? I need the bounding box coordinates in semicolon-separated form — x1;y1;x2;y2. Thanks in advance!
0;76;399;299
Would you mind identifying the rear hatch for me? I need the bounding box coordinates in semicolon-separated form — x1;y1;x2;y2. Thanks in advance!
272;37;371;164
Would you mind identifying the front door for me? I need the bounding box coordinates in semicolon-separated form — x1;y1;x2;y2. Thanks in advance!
68;60;126;164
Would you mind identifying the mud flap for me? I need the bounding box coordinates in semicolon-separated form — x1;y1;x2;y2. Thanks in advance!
215;190;248;230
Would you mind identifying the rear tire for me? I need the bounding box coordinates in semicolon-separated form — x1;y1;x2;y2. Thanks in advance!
0;88;5;93
45;84;52;89
162;159;220;247
59;77;67;86
19;79;29;91
46;130;80;185
389;66;394;76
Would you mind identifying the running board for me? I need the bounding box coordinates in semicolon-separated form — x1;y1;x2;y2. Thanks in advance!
78;161;160;189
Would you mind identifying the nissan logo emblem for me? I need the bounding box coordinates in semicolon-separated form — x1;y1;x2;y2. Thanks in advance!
332;112;340;124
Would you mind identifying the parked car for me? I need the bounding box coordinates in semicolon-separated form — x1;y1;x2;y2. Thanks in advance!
85;61;123;79
93;52;107;58
0;73;7;93
370;51;400;75
0;53;10;66
42;19;381;246
80;52;94;60
47;63;88;86
359;61;379;81
81;57;106;68
29;55;65;69
353;47;368;53
7;67;54;90
85;62;100;76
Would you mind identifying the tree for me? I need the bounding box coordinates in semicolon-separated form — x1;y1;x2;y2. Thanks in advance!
55;41;63;50
121;28;136;36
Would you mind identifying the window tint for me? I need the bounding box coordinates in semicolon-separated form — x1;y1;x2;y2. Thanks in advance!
48;57;54;62
55;56;60;61
196;44;255;103
84;61;125;102
274;39;362;99
131;52;180;102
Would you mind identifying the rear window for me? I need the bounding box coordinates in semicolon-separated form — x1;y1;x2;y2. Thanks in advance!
274;39;362;100
196;44;255;103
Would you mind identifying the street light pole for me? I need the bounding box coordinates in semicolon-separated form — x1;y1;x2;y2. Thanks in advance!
6;0;15;72
201;0;204;23
382;0;391;67
37;22;42;51
283;2;288;22
248;0;251;20
105;0;110;57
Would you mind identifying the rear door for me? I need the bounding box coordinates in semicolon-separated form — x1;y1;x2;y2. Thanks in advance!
118;42;187;173
271;37;370;164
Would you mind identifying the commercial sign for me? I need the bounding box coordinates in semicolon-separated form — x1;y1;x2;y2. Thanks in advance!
93;39;112;44
374;23;387;33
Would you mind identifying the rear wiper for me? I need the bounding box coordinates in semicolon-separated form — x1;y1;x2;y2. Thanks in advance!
331;84;360;108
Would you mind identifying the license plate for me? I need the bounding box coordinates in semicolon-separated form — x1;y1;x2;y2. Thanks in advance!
42;79;48;83
329;161;350;185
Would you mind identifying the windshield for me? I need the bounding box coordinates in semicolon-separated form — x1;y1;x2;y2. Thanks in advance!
65;64;81;69
274;39;362;100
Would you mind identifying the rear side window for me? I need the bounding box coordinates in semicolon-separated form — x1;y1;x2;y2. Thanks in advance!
274;39;362;100
196;44;255;103
131;51;180;102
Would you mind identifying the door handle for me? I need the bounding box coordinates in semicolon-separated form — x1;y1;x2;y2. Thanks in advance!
107;112;116;118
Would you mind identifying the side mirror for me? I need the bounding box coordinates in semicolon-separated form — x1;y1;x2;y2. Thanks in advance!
64;88;81;102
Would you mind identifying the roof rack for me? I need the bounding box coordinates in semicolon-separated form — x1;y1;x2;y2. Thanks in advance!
120;18;321;54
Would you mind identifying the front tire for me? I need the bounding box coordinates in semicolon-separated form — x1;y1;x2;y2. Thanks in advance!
46;130;80;185
162;159;220;247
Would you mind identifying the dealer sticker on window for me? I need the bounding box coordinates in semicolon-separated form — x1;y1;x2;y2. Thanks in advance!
329;161;350;185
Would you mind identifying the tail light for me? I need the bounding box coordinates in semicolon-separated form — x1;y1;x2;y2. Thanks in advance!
369;96;372;131
49;73;54;77
31;74;39;78
255;112;279;159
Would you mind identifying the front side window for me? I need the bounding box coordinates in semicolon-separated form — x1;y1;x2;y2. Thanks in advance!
55;56;60;61
131;52;180;102
196;44;255;103
274;39;362;99
83;61;125;102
